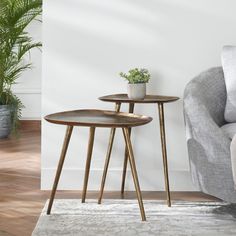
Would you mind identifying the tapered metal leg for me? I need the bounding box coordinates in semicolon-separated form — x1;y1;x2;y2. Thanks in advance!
158;103;171;207
47;126;73;215
98;103;121;204
122;128;146;221
82;127;96;203
121;103;134;197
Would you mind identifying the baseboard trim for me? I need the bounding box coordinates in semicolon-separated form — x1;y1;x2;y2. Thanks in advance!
41;168;196;191
13;88;41;94
20;120;41;131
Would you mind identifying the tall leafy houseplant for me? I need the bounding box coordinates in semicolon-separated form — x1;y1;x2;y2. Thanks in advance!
0;0;42;138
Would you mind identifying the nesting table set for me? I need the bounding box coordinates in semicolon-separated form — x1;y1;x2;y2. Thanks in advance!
45;94;179;221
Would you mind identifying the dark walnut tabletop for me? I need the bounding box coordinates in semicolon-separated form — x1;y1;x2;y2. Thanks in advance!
44;109;152;128
99;94;179;104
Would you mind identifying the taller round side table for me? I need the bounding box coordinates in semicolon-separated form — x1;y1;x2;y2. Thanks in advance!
98;94;179;207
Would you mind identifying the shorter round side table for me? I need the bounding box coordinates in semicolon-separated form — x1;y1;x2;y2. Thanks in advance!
98;94;179;207
44;109;152;221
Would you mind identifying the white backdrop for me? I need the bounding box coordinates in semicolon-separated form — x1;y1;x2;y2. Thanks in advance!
42;0;236;190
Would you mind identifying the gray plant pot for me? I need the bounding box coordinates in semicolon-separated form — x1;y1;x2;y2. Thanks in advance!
0;105;13;139
127;83;146;100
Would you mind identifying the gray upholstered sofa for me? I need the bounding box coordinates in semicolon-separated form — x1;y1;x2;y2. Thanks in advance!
184;67;236;203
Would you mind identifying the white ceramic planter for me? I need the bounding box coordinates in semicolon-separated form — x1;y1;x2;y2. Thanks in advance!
127;83;146;100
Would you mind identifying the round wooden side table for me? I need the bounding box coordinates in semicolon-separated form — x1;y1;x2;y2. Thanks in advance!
98;94;179;207
45;109;152;221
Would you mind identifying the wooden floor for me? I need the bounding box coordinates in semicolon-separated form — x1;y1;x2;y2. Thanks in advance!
0;127;218;236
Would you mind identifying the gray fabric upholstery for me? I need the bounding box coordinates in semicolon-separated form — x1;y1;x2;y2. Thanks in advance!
221;123;236;139
231;136;236;189
184;67;236;203
222;46;236;122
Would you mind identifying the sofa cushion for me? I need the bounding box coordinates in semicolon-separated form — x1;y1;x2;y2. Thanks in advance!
222;45;236;122
222;123;236;188
221;123;236;139
230;135;236;189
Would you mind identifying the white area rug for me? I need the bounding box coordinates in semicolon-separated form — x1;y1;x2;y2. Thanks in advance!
32;200;236;236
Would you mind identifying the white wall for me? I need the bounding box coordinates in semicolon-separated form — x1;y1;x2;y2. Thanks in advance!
42;0;236;190
12;19;42;120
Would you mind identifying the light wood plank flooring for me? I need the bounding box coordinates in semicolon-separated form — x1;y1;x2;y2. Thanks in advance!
0;128;218;236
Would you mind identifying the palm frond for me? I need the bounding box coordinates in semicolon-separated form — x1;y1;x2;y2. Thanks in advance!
18;41;42;60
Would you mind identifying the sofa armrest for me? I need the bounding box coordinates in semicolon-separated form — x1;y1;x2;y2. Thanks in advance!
184;67;230;164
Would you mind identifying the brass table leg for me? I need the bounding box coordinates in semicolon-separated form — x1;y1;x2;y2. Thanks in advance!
122;127;146;221
121;103;134;197
82;127;96;203
98;103;121;204
47;125;73;215
158;102;171;207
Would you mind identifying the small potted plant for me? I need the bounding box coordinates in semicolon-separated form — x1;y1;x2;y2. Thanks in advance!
120;68;150;100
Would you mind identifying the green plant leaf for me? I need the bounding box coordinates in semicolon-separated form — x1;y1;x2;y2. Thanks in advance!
119;68;151;84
